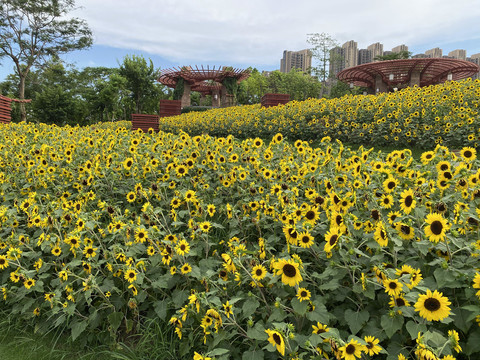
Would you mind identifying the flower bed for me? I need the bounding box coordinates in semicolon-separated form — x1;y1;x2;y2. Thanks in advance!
0;122;479;359
159;79;480;150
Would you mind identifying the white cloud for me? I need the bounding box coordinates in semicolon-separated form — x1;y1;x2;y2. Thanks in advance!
72;0;480;67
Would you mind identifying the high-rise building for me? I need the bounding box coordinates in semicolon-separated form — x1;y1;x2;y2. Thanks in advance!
280;49;312;73
342;40;358;68
448;49;467;60
367;42;384;61
425;47;442;58
329;46;345;78
467;53;480;80
392;45;409;53
358;49;372;65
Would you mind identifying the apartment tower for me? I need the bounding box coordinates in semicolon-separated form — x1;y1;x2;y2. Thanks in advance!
280;49;312;73
425;48;443;58
342;40;358;68
367;42;384;61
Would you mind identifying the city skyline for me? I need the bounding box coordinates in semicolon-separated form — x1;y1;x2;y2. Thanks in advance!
1;0;480;81
327;40;480;80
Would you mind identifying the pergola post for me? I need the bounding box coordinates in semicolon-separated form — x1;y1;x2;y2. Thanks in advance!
212;89;220;108
181;82;191;108
374;74;389;93
409;70;421;87
220;85;228;107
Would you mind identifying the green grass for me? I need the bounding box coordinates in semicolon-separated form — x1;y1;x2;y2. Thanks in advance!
0;313;182;360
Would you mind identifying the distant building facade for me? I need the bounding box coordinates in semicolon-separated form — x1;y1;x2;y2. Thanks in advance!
448;49;467;60
280;49;312;73
426;47;443;58
321;40;478;83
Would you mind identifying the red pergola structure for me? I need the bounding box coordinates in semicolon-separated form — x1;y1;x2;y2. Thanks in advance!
337;58;479;93
158;65;250;107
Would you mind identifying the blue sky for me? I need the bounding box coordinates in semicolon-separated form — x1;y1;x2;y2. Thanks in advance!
1;0;480;81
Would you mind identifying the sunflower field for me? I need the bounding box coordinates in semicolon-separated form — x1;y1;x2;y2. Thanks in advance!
1;81;480;360
160;78;480;150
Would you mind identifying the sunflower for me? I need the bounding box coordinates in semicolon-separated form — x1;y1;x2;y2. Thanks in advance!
124;269;137;283
389;294;410;308
126;191;136;203
380;194;394;209
339;339;365;360
374;222;389;247
312;322;329;335
303;206;320;225
298;231;314;248
222;301;233;318
448;329;462;353
175;240;190;256
460;146;477;162
296;287;311;302
400;189;416;214
251;264;267;281
424;213;449;243
134;229;148;243
407;269;423;289
0;255;8;269
364;336;382;356
396;222;415;240
193;352;211;360
51;246;62;257
199;221;211;233
384;278;403;297
272;258;303;287
83;246;97;259
265;329;285;356
414;289;451;321
324;227;341;253
181;263;192;275
24;278;35;289
383;176;399;193
420;151;435;165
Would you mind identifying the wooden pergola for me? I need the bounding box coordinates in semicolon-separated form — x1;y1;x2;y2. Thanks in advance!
158;66;250;107
337;58;479;93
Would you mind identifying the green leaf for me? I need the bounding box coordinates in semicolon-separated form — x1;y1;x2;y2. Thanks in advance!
344;309;369;335
465;329;480;355
291;297;308;315
424;330;447;347
242;298;260;318
242;350;264;360
405;320;427;339
208;348;229;356
71;321;87;341
108;311;123;332
246;322;267;341
154;300;168;319
381;314;404;338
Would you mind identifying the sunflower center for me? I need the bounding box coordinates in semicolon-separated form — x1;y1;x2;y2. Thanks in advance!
404;195;413;207
366;342;373;349
346;344;356;354
464;150;472;158
256;269;263;276
305;211;315;220
430;221;443;235
396;298;406;306
329;235;338;246
272;333;282;345
0;259;5;265
389;282;397;289
440;164;449;171
387;181;395;189
302;236;310;243
283;264;297;278
129;272;135;278
424;298;441;311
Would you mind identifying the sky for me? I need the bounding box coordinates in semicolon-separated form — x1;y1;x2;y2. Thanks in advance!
1;0;480;81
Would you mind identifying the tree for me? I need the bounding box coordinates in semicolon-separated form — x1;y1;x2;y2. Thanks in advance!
307;32;339;96
0;0;92;121
374;50;412;61
118;55;162;114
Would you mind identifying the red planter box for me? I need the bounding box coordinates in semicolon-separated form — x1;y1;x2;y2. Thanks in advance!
131;114;159;132
159;99;181;117
261;93;290;108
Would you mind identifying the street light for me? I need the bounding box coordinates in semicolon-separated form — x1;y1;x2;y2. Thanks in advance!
447;73;453;81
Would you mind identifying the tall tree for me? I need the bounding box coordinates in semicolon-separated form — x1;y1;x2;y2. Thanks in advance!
118;55;161;114
307;33;339;97
374;50;412;61
0;0;92;121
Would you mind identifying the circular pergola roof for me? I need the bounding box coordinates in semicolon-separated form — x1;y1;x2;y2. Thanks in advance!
158;65;250;95
337;58;479;89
